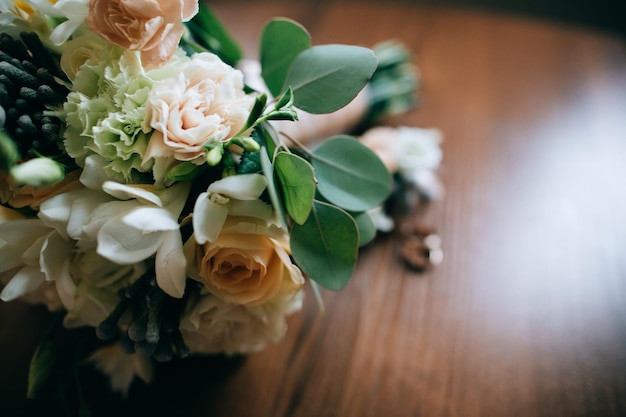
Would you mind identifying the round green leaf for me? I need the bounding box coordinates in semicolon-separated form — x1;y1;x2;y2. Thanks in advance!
354;211;377;247
260;19;311;97
312;136;392;212
285;45;378;114
291;200;358;290
274;152;315;224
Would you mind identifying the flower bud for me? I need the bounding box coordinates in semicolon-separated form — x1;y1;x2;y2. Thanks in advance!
239;137;261;152
205;145;224;166
10;157;64;186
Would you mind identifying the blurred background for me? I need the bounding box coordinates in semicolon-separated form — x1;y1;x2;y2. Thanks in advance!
405;0;624;36
226;0;625;36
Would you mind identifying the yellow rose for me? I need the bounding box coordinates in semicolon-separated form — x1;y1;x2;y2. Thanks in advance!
85;0;198;68
185;218;304;306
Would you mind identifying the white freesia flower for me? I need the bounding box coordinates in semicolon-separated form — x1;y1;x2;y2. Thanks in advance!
180;286;303;354
193;173;272;244
0;218;66;309
0;188;144;322
0;1;51;40
29;0;89;44
83;181;191;298
361;126;444;199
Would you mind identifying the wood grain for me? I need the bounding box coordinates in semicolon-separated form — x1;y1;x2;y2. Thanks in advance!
1;2;625;416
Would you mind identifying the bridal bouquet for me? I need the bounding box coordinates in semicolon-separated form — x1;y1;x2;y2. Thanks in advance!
0;0;442;401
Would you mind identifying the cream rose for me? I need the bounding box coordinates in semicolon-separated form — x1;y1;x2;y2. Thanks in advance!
185;217;304;306
143;52;254;175
85;0;198;67
60;33;110;80
180;288;304;354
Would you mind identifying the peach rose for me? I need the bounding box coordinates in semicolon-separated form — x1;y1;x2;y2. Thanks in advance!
0;170;83;210
85;0;198;67
143;52;254;175
185;218;304;306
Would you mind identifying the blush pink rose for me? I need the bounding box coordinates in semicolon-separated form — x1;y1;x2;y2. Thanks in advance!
143;52;254;171
85;0;198;67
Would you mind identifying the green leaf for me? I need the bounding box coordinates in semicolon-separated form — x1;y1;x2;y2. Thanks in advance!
354;211;377;246
291;200;359;290
260;19;311;97
187;3;242;66
284;45;378;114
0;130;19;170
260;147;288;229
274;152;315;224
27;339;56;399
244;93;268;130
166;161;202;181
312;136;392;211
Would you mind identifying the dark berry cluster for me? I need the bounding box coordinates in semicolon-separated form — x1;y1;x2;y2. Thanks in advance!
0;32;69;160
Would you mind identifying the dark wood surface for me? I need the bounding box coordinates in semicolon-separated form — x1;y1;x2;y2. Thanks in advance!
1;2;625;416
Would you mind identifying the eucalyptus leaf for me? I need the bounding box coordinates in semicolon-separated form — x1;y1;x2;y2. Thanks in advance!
187;3;242;66
291;200;359;290
260;147;288;229
261;19;311;97
284;45;378;114
27;339;56;399
244;93;268;129
274;152;315;224
354;211;377;246
312;136;391;211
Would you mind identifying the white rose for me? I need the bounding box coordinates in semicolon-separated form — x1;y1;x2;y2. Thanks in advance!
60;33;110;80
179;287;303;354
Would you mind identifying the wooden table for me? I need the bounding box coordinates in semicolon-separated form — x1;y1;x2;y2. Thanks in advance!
2;2;625;416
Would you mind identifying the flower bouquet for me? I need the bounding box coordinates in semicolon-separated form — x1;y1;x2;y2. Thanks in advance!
0;0;442;406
